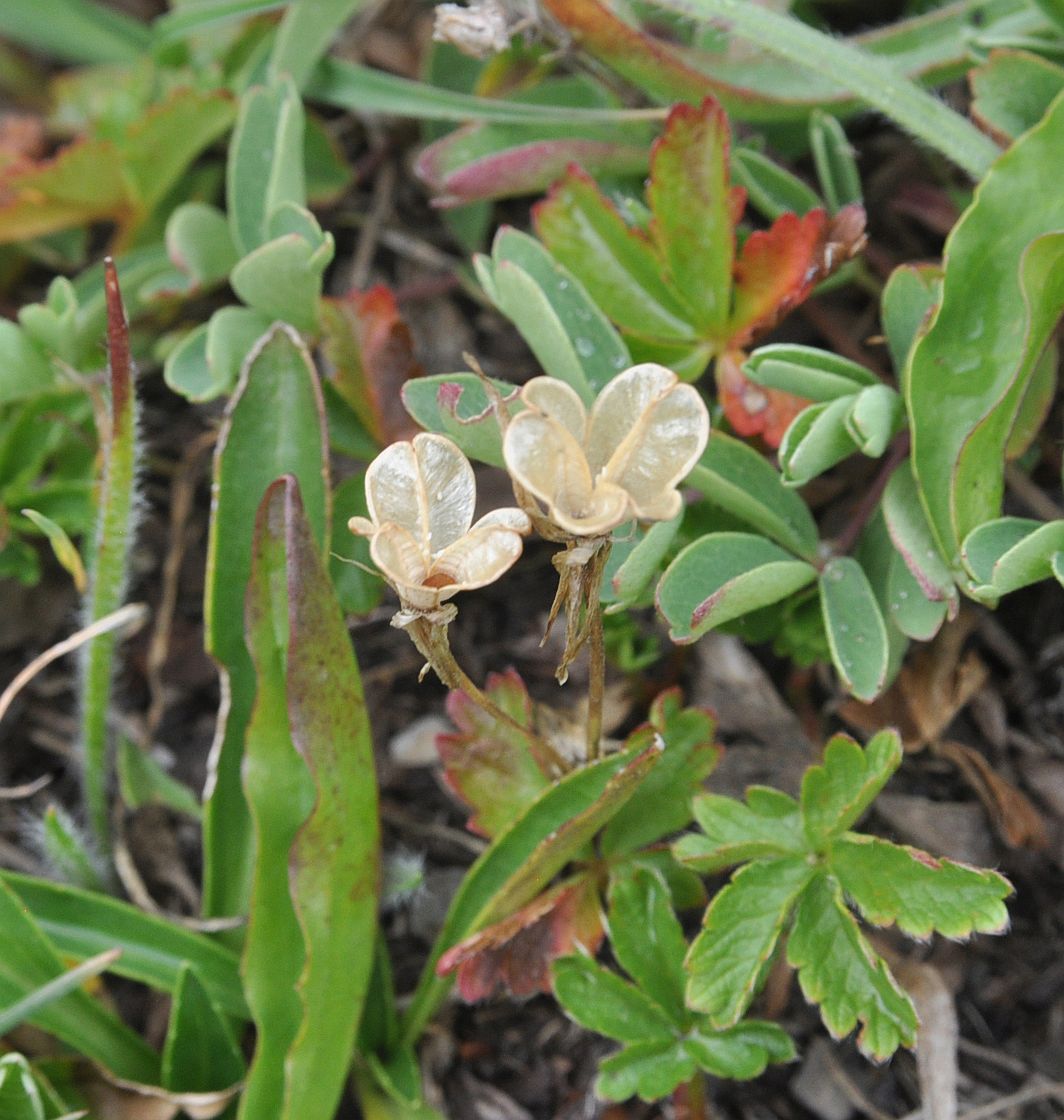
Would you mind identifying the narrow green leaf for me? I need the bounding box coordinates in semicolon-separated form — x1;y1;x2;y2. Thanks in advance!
37;806;105;893
117;738;203;820
153;0;286;42
0;872;247;1019
907;90;1064;563
595;1038;695;1103
227;77;306;257
18;509;86;592
819;557;890;701
962;517;1064;596
676;788;804;873
602;514;681;612
401;745;660;1045
732;146;821;220
830;835;1011;939
400;373;520;468
778;396;858;486
685;856;814;1025
657;532;818;643
607;869;688;1022
0;879;159;1083
801;730;903;849
0;1054;47;1120
162;967;244;1093
809;111;862;213
552;955;677;1043
203;325;329;922
0;0;148;64
0;948;120;1039
686;431;819;559
685;1021;796;1080
269;0;368;89
744;344;878;402
787;872;918;1060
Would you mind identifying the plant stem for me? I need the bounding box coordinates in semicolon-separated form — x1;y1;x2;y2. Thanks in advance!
674;1072;709;1120
80;259;139;856
586;602;606;763
645;0;1002;180
408;617;567;776
832;429;911;557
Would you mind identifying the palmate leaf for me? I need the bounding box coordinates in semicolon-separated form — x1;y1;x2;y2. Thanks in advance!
685;856;814;1026
787;873;918;1061
676;787;804;873
829;836;1011;939
553;954;678;1044
595;1038;696;1103
801;731;902;848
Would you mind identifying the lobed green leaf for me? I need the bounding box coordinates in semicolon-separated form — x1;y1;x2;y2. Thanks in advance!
552;955;677;1044
677;787;804;873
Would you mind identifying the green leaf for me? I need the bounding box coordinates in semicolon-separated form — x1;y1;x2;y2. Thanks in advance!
0;0;148;63
657;532;818;643
595;1038;695;1103
685;1021;796;1079
162;967;244;1093
732;145;821;220
886;550;948;642
552;955;677;1043
809;111;862;213
400;744;661;1045
0;872;247;1019
230;205;335;333
646;99;733;335
240;477;379;1120
787;872;918;1060
227;77;306;257
606;868;688;1022
962;517;1064;597
970;49;1064;141
400;373;520;468
881;461;958;613
0;878;159;1083
202;325;329;922
686;430;819;559
801;730;902;849
533;167;695;342
685;856;814;1025
845;384;903;458
164;308;275;403
819;557;890;701
476;227;630;399
881;263;941;376
18;509;85;592
37;806;104;892
778;396;858;486
165;202;239;293
0;1054;47;1120
676;787;804;873
830;835;1011;939
269;0;368;89
117;738;203;820
599;690;719;856
907;90;1064;564
744;344;878;402
0;948;120;1039
602;515;681;612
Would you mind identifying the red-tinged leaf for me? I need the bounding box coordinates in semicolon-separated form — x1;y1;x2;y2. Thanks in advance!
320;285;425;446
437;669;551;838
437;876;604;1001
728;210;830;346
0;134;131;243
716;349;809;449
533;165;694;341
417;124;650;208
539;0;736;108
647;99;737;335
